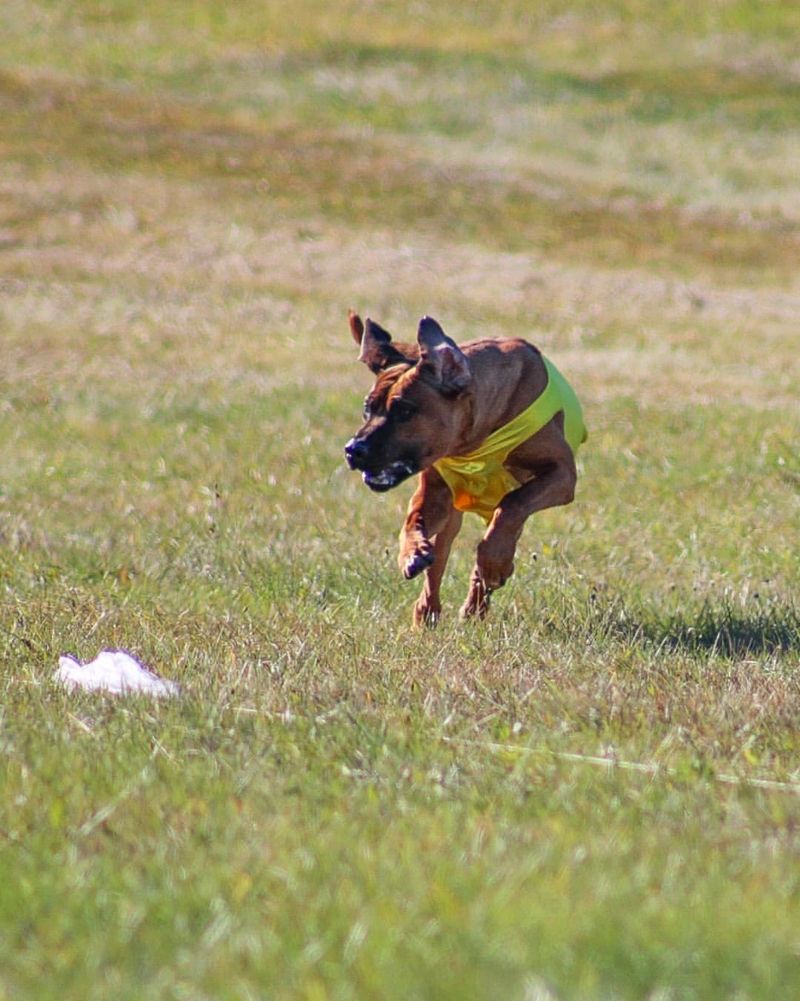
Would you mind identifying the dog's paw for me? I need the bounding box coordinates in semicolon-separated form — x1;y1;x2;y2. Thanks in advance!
460;591;491;620
460;572;492;620
401;545;435;580
413;598;441;628
476;539;515;591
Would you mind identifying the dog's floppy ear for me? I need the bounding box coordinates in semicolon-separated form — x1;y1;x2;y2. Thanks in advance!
348;309;365;346
350;311;409;373
417;316;471;393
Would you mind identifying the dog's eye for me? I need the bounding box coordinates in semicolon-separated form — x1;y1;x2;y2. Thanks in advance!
392;401;416;423
362;399;372;420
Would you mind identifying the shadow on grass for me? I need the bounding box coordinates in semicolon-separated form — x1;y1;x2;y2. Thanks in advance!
595;594;800;658
651;601;799;658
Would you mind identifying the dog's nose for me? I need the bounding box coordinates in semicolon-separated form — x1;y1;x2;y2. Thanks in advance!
344;437;368;469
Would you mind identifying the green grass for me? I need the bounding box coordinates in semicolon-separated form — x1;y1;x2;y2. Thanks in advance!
1;2;800;999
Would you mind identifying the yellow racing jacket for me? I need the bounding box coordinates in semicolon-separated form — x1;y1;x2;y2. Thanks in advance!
434;356;586;523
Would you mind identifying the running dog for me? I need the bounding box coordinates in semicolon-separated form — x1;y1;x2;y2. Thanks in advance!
344;312;586;624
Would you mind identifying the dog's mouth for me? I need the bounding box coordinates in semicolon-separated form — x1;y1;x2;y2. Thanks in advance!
362;461;416;492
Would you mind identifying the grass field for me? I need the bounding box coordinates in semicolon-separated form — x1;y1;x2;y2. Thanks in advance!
1;2;799;998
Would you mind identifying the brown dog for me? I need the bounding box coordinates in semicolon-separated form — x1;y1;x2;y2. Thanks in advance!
344;312;586;624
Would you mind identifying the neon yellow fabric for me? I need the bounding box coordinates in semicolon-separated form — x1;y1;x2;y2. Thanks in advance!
434;356;587;522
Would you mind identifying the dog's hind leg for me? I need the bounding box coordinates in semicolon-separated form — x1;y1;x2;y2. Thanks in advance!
461;427;577;620
413;506;463;627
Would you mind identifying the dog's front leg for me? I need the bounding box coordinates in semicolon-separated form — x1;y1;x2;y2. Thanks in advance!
398;469;460;625
412;506;463;627
461;454;576;619
398;467;455;579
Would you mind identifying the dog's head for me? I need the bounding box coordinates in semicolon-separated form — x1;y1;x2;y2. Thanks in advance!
344;312;473;492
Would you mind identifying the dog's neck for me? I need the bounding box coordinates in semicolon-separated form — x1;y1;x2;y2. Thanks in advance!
451;349;546;455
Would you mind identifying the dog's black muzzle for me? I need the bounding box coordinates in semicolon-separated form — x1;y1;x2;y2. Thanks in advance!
344;437;369;471
344;438;417;492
